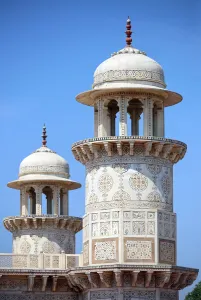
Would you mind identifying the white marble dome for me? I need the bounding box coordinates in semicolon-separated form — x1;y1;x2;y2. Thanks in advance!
93;46;166;89
8;143;81;190
19;146;69;180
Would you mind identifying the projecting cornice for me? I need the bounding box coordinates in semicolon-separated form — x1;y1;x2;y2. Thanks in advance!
0;264;198;292
72;136;186;165
3;215;82;233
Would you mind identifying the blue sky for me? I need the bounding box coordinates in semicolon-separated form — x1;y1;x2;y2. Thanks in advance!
0;0;201;298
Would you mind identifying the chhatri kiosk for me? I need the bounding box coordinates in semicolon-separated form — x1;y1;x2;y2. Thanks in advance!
0;18;198;300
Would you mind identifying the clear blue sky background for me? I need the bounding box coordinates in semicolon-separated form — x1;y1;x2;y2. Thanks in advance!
0;0;200;298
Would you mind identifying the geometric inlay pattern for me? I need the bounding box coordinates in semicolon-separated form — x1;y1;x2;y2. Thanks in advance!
124;238;154;262
98;174;113;193
129;172;148;191
93;239;118;263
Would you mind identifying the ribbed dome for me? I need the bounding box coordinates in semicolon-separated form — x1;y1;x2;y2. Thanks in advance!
93;46;166;89
19;146;69;179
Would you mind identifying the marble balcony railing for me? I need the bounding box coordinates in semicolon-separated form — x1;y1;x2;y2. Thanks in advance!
0;253;82;269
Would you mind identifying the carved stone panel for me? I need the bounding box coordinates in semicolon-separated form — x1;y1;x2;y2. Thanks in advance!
86;158;173;213
159;239;176;264
83;241;89;266
92;238;118;264
13;228;75;255
124;237;155;263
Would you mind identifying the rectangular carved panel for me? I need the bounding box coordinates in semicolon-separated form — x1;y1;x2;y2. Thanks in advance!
92;238;118;264
124;237;155;263
83;241;89;266
159;239;176;264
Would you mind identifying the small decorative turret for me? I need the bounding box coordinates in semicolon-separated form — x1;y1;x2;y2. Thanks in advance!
4;126;82;260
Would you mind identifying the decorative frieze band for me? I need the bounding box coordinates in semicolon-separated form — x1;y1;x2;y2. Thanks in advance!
93;69;165;88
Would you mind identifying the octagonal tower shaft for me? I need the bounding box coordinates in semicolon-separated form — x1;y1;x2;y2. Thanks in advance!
72;91;185;268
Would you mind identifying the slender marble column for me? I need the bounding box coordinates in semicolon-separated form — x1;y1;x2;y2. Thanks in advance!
118;96;128;136
29;191;36;215
21;188;28;216
62;191;68;215
143;98;153;136
35;186;42;215
157;103;165;137
53;187;60;215
20;190;22;215
153;105;158;136
103;105;110;136
94;107;98;137
131;108;140;135
97;98;104;137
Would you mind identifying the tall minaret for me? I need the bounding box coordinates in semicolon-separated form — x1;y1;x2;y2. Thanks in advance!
4;125;82;268
72;18;198;299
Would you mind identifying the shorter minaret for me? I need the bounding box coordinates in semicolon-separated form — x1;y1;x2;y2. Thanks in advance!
4;126;82;267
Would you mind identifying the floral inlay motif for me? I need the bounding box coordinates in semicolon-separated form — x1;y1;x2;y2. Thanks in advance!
100;222;110;236
148;191;161;202
161;175;171;195
98;174;113;193
88;193;98;204
112;164;129;174
132;221;145;235
20;240;31;254
112;190;131;201
147;164;162;175
129;172;148;191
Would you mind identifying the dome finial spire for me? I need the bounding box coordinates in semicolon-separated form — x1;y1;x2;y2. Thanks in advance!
42;124;47;147
125;16;132;46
